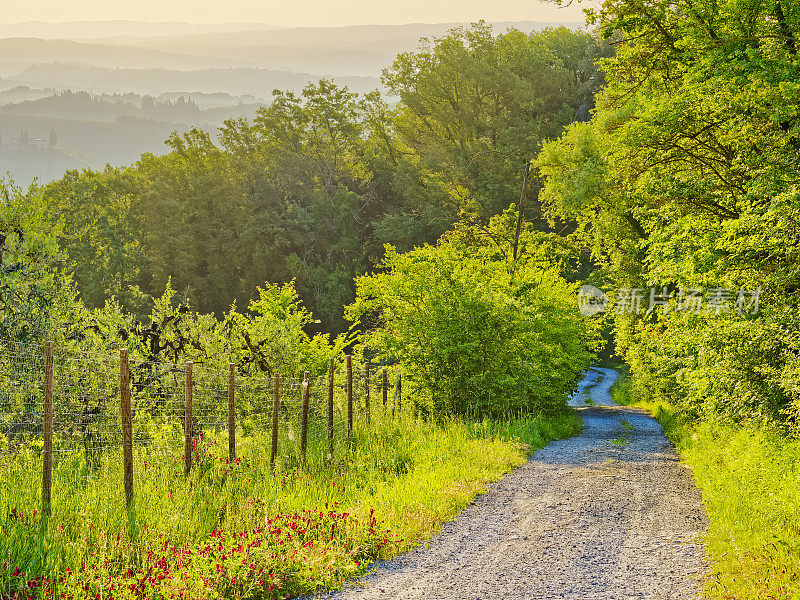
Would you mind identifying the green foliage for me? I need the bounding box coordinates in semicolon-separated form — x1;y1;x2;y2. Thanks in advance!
221;281;351;377
0;179;75;344
70;279;350;378
347;211;597;418
0;23;611;599
537;0;800;427
35;25;608;334
40;166;147;312
682;422;800;600
40;79;431;334
384;23;611;221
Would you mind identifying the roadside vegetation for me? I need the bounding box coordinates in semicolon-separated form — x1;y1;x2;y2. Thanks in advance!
0;413;581;600
6;0;798;595
0;181;591;598
613;375;800;599
539;0;800;596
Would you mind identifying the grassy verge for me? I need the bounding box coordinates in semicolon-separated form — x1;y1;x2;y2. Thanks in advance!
611;375;800;599
0;412;581;600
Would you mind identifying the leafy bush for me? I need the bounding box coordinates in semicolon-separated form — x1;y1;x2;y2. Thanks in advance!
347;212;597;418
612;307;800;429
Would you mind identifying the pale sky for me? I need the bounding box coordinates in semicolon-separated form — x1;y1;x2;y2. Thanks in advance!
2;0;589;27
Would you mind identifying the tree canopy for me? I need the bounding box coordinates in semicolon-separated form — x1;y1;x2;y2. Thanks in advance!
538;0;800;427
347;210;597;418
37;24;607;335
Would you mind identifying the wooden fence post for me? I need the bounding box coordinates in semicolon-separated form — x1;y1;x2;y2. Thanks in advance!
327;358;334;459
363;361;370;427
270;373;280;469
184;362;193;476
346;355;353;440
120;349;133;507
382;367;388;411
228;363;236;461
300;371;310;463
42;341;54;516
394;373;402;419
397;373;402;416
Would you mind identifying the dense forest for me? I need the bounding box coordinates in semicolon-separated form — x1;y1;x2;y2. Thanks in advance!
24;24;609;334
0;23;608;419
538;0;800;429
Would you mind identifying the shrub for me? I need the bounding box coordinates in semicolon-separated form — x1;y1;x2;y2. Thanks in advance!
346;214;597;418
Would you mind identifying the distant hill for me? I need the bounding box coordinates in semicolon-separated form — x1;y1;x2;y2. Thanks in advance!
0;20;586;187
95;21;586;76
0;88;269;187
0;22;588;80
0;113;190;187
9;64;380;97
1;90;262;123
0;38;254;71
0;22;587;79
0;85;56;104
0;21;284;40
105;22;583;51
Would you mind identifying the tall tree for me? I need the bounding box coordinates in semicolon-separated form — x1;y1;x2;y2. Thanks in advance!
384;23;611;221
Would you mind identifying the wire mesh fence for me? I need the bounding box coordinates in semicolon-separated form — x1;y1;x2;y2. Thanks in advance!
0;340;404;512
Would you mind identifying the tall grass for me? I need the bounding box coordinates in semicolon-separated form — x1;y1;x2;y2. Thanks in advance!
612;375;800;599
0;411;581;599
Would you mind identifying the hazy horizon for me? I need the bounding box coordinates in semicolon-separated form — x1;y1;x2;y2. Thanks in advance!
0;17;585;26
0;0;589;28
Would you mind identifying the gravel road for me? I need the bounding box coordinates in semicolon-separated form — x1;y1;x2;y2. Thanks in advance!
312;368;709;600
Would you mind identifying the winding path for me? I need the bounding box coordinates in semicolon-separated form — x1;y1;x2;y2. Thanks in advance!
314;368;709;600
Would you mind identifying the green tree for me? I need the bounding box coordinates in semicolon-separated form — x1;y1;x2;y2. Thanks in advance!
38;28;609;335
537;0;800;426
0;179;73;343
347;210;596;418
384;23;611;221
42;166;148;312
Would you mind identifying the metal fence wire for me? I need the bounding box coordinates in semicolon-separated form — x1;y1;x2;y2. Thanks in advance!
0;341;403;510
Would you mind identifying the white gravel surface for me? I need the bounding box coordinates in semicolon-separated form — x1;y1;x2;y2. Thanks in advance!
310;368;709;600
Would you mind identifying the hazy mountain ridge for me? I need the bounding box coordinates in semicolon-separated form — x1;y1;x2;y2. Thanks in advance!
93;21;585;75
0;21;285;40
1;89;262;123
0;37;257;71
0;85;57;103
0;21;586;79
100;21;583;48
9;63;380;96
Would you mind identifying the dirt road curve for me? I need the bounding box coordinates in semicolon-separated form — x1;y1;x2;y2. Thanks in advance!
312;368;709;600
